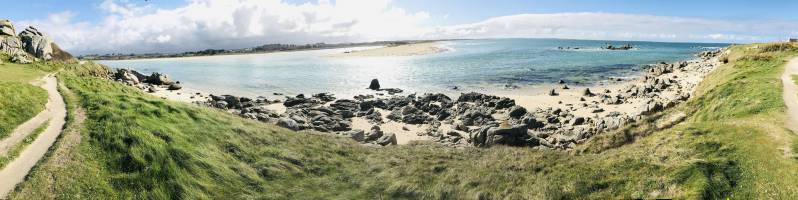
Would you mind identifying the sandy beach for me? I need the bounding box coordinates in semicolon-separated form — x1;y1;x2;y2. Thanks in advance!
328;42;449;57
122;48;722;147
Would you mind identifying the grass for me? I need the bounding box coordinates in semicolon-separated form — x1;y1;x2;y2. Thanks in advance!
6;43;798;199
0;120;48;168
0;58;48;140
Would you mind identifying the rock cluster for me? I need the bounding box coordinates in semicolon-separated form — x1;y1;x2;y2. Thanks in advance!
115;49;723;150
19;26;53;60
0;19;55;62
111;69;186;94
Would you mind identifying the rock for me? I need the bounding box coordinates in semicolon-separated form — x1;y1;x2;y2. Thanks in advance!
382;88;403;95
215;101;228;108
638;101;663;115
376;133;397;146
145;72;174;85
548;89;558;96
276;118;300;131
504;84;520;90
0;20;15;36
10;53;31;64
562;85;569;89
168;83;183;90
494;97;516;109
570;117;586;126
582;88;594;96
558;80;566;84
312;93;336;102
344;130;365;142
113;69;141;84
283;95;316;107
508;106;527;118
0;36;23;55
471;125;531;147
0;20;23;56
366;126;384;141
369;79;381;90
147;86;157;93
521;116;544;129
19;26;53;60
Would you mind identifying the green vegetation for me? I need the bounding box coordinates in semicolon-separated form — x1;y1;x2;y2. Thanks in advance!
0;120;48;168
6;43;798;199
0;57;48;140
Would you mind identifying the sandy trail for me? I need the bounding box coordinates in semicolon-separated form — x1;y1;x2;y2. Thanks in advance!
780;57;798;157
0;75;67;198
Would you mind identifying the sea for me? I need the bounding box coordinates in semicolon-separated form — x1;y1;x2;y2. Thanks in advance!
98;38;728;98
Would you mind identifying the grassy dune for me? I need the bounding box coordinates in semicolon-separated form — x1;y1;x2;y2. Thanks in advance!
0;57;47;140
7;43;798;199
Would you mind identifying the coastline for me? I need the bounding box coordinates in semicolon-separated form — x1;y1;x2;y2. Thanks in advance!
327;41;450;57
90;40;457;62
127;48;724;148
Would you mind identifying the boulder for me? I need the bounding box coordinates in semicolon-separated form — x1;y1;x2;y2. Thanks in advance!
582;88;594;96
276;118;300;131
369;79;381;90
168;83;183;90
471;125;532;147
494;97;515;109
570;117;586;126
0;20;26;56
365;126;384;141
114;69;140;84
145;72;174;85
19;26;53;60
0;36;23;55
548;89;558;96
508;106;527;118
376;133;397;146
343;129;365;142
11;53;31;64
0;20;14;36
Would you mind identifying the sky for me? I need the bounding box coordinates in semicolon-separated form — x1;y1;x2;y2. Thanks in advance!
2;0;798;55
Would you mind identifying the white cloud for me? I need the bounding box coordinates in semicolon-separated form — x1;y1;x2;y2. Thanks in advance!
430;13;798;43
22;0;432;54
18;1;798;55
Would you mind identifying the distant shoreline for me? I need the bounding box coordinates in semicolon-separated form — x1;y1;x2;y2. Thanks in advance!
327;41;450;58
88;40;459;61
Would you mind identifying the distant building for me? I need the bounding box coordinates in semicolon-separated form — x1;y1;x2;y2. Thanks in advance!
790;38;798;42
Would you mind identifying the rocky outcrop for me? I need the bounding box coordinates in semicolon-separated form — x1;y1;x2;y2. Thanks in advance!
0;20;23;56
0;19;65;61
19;26;53;60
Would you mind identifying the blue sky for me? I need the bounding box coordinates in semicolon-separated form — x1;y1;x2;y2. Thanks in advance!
3;0;798;54
7;0;798;26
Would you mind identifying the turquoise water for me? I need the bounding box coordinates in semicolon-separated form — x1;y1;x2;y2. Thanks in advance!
99;39;727;98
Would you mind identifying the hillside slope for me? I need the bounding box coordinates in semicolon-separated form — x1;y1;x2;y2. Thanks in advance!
5;43;798;199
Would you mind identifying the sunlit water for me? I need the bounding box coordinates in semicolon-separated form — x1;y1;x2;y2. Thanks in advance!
98;39;727;98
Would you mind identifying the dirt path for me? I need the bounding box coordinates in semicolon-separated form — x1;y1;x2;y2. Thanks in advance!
780;57;798;157
0;75;67;198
